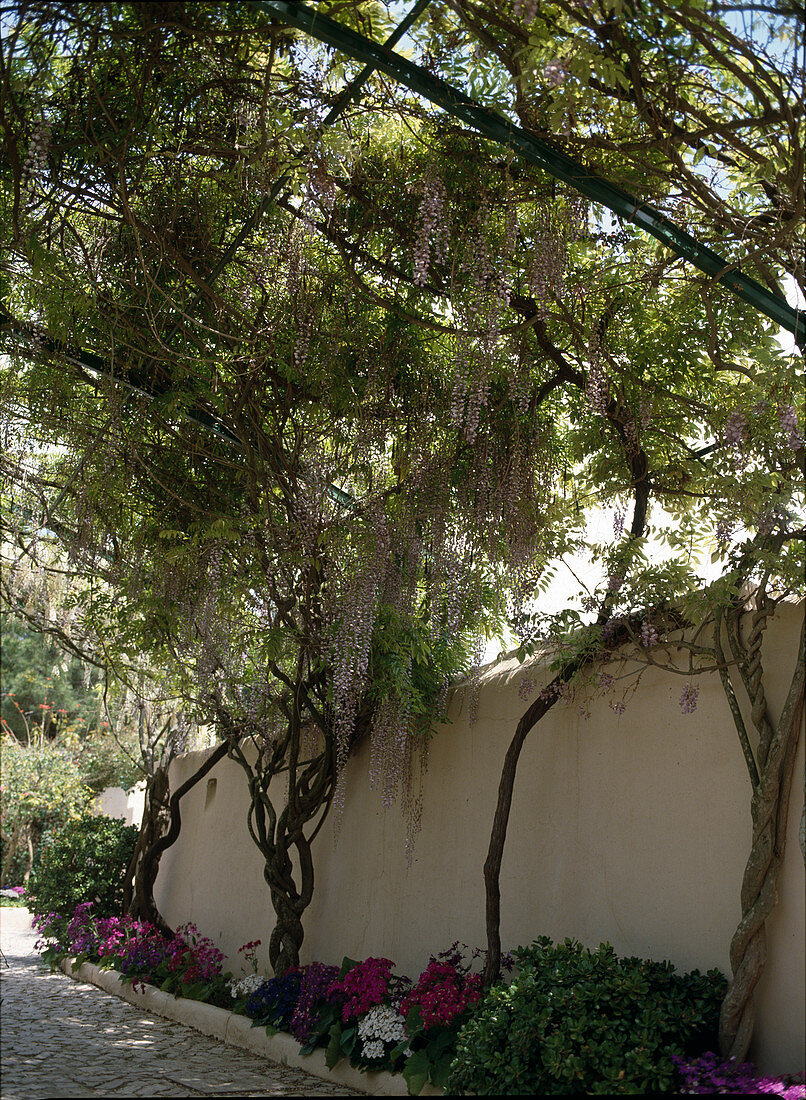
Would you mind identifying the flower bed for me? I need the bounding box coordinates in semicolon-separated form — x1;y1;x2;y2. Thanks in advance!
34;905;806;1097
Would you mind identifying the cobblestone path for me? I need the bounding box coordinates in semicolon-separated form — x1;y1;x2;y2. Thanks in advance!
0;908;361;1099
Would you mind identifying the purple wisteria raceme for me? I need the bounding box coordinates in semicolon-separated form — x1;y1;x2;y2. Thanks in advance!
543;59;569;86
513;0;539;21
528;202;565;310
411;173;449;286
715;519;733;554
640;620;658;648
586;347;608;415
22;120;51;196
680;682;700;714
724;410;747;452
778;404;804;451
518;675;536;701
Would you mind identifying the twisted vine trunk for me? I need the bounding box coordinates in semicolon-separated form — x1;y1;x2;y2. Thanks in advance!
265;828;317;975
245;746;334;976
223;689;338;977
718;609;805;1060
125;764;171;924
127;741;231;935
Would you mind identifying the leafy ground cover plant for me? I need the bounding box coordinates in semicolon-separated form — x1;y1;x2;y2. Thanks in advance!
32;909;804;1097
33;901;233;1007
446;937;727;1095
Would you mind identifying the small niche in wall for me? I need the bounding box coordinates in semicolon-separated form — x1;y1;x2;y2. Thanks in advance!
204;778;217;809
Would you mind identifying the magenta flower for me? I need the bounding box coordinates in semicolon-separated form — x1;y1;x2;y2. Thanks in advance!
327;957;394;1023
401;959;482;1033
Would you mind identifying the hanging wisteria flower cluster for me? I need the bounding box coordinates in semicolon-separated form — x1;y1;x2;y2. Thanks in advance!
679;682;700;714
723;410;747;453
411;172;449;286
22;119;52;196
327;507;390;777
778;404;804;451
512;0;539;22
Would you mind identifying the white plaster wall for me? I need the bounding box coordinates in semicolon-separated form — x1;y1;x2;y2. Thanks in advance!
155;601;805;1075
94;782;146;827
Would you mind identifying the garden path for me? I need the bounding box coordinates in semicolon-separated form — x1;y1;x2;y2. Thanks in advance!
0;908;361;1099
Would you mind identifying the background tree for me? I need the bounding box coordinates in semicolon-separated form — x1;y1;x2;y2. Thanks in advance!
1;506;217;928
0;606;142;884
0;724;90;886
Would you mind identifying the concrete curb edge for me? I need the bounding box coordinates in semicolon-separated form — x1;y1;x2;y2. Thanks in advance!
58;957;443;1097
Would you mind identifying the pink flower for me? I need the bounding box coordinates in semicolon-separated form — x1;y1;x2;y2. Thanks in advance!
328;957;394;1023
401;960;482;1033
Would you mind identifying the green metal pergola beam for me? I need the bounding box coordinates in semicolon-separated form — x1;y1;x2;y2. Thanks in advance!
255;0;804;350
199;0;433;297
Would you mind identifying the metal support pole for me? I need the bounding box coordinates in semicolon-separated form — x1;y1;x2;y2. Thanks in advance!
256;0;804;349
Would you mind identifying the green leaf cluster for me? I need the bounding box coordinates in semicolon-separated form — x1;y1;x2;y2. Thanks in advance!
25;814;139;922
446;937;726;1095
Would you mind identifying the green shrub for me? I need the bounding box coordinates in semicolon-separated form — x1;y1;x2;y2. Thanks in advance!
26;814;139;922
445;937;726;1095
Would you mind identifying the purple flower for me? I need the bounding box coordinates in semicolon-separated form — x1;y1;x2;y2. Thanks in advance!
289;962;341;1043
543;59;569;86
518;676;536;701
779;404;804;452
724;410;747;452
715;519;733;553
673;1053;806;1097
680;682;700;714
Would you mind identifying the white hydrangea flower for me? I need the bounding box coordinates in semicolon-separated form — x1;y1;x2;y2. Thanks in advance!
358;1005;408;1059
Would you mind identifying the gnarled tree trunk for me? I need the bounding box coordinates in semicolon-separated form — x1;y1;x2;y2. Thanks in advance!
126;741;230;935
718;608;805;1060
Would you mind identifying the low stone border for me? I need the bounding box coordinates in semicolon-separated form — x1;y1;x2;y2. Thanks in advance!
58;957;443;1097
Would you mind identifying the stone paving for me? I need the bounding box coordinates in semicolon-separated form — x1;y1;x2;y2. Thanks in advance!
0;908;361;1099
